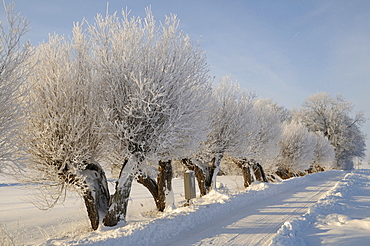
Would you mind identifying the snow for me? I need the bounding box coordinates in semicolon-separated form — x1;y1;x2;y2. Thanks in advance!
1;166;370;245
271;165;370;246
0;176;243;245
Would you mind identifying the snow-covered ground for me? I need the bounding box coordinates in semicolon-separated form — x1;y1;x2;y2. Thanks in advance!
3;175;246;245
272;164;370;246
1;165;369;245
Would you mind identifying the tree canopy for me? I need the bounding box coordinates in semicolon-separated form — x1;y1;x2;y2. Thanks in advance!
294;92;366;169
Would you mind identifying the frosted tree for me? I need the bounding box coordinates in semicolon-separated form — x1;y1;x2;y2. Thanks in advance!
296;92;366;169
336;114;366;169
22;25;109;230
88;10;211;226
248;98;284;175
229;98;286;186
309;132;335;172
0;2;31;172
183;76;256;194
276;121;315;178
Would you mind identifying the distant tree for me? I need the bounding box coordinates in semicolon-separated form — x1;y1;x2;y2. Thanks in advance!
308;132;335;173
295;92;366;169
336;114;366;169
22;25;109;230
0;2;31;172
276;122;315;178
89;10;211;226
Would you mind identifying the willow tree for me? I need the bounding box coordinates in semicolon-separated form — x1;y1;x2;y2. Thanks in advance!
248;98;285;176
309;132;335;173
183;77;256;195
89;10;211;226
22;25;109;230
276;122;315;178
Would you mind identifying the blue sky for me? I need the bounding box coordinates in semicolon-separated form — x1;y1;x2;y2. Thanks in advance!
2;0;370;160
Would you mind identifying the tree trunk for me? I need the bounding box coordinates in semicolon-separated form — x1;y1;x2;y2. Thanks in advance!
276;167;292;179
137;160;175;212
243;163;254;188
80;161;110;230
157;160;174;211
137;174;160;209
210;154;223;190
251;162;268;183
103;159;134;227
233;159;254;188
252;163;262;182
182;158;208;196
257;163;268;182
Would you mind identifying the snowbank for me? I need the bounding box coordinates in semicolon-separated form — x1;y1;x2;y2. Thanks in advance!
271;169;370;246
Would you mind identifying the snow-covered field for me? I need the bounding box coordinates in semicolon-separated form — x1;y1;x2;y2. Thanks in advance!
2;175;246;245
1;165;369;245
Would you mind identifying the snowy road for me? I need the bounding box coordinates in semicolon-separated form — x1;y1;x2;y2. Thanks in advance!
160;171;346;246
0;171;349;245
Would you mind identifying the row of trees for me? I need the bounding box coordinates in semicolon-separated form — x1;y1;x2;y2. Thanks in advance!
0;4;366;230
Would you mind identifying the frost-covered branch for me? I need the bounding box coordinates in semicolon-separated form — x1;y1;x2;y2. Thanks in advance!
0;1;31;170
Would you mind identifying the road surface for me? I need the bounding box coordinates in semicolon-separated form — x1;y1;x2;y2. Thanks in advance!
161;171;346;246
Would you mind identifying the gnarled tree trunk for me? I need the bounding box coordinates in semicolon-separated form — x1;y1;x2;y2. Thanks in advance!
103;159;134;227
137;160;174;212
234;159;254;188
233;159;268;188
137;174;160;209
80;161;110;230
157;160;174;211
276;167;294;179
252;162;268;182
210;154;223;190
57;161;110;231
